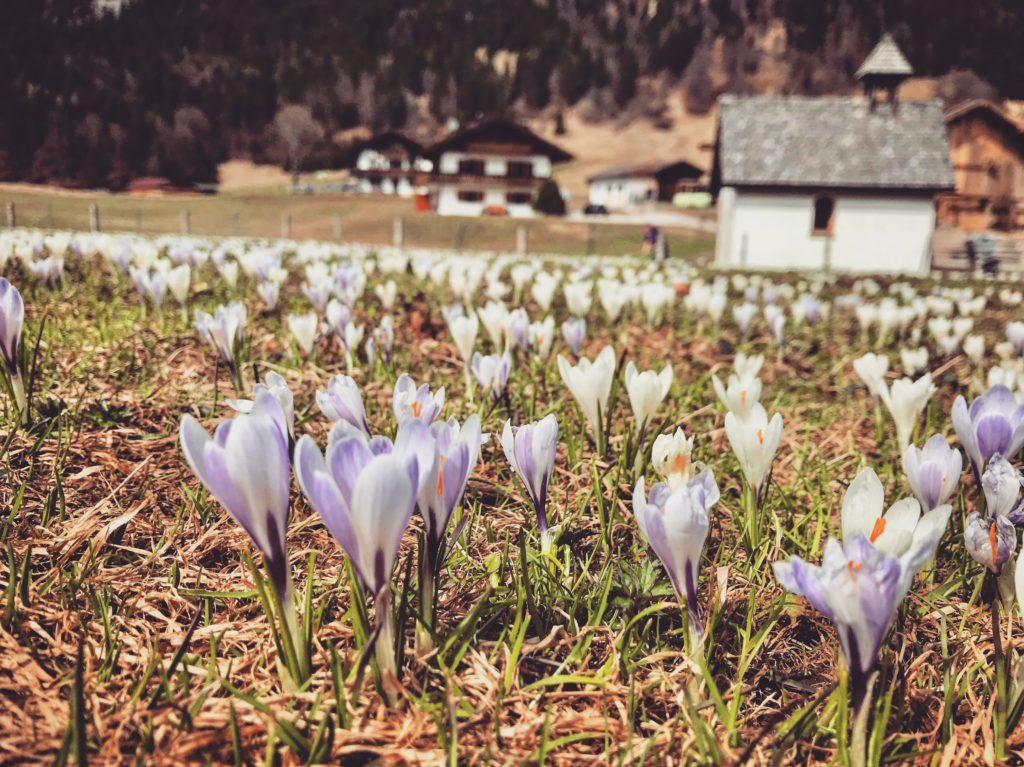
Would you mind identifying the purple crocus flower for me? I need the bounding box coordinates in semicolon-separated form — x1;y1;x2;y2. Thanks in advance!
393;374;445;424
226;371;296;439
633;469;719;628
774;505;950;707
417;415;483;615
0;277;27;420
326;299;352;341
294;418;423;704
180;389;292;597
257;280;280;311
0;277;24;376
903;434;962;512
293;424;422;598
303;281;333;314
373;317;395;366
951;386;1024;478
129;266;167;311
471;352;511;400
316;374;370;436
501;414;558;552
505;308;530;352
561;318;586;357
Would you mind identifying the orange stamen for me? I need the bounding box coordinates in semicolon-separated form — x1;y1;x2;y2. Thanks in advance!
757;428;764;445
411;400;422;418
989;522;998;564
848;560;863;575
869;517;886;543
436;454;446;497
741;389;747;405
673;453;689;474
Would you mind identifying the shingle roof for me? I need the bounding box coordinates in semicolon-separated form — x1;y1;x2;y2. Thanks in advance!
856;33;913;79
716;95;954;191
587;160;703;183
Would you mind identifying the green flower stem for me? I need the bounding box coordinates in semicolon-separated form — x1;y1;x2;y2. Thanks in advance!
10;371;27;425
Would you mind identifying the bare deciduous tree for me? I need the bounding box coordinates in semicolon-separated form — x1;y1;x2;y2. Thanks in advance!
273;105;325;185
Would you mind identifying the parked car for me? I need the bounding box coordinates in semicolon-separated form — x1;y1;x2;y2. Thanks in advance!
483;204;508;216
583;203;609;215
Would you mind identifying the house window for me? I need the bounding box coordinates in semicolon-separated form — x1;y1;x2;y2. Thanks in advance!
507;161;534;179
457;190;484;202
506;191;532;205
458;159;485;176
812;195;835;234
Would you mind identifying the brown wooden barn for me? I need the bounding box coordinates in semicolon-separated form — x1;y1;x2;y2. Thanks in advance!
938;99;1024;231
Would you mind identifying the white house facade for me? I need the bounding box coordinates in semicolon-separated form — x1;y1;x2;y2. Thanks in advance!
424;121;573;218
588;176;658;209
711;36;954;276
587;161;705;211
715;189;937;273
351;133;427;198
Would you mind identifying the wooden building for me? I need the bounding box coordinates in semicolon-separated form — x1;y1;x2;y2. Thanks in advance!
352;132;428;197
586;161;705;210
938;100;1024;231
423;120;573;217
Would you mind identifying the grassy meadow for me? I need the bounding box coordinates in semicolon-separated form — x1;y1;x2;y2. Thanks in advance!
0;229;1022;766
0;186;714;261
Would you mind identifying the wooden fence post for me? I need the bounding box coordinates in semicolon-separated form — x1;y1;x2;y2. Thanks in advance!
5;202;14;228
88;204;100;232
180;209;191;235
516;224;527;255
392;217;404;248
281;213;292;240
332;214;343;242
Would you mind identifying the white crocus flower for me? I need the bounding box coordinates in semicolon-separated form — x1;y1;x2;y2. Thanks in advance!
652;427;696;490
900;347;928;376
557;345;616;448
840;467;926;556
624;362;673;433
724;403;783;491
734;352;764;380
477;301;509;351
879;374;936;452
374;280;398;309
445;309;479;363
853;352;889;398
564;281;593;317
963;334;985;365
711;373;762;419
528;315;555;358
531;273;558;312
288;313;319;357
167;263;191;307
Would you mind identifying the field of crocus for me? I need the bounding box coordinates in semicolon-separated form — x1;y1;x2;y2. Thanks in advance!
1;227;1023;766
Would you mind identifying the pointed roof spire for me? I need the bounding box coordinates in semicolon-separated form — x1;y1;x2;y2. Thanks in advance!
856;33;913;80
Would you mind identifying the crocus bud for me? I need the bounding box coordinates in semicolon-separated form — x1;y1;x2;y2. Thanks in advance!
288;312;319;357
561;317;586;356
624;362;673;434
903;435;962;512
316;375;370;436
981;454;1023;521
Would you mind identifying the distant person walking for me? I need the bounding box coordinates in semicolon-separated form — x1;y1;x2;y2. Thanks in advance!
642;225;659;258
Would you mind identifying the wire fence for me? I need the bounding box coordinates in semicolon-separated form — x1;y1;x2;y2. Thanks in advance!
2;194;716;260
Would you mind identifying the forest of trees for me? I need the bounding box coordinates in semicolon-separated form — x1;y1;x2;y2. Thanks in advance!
2;0;1023;189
